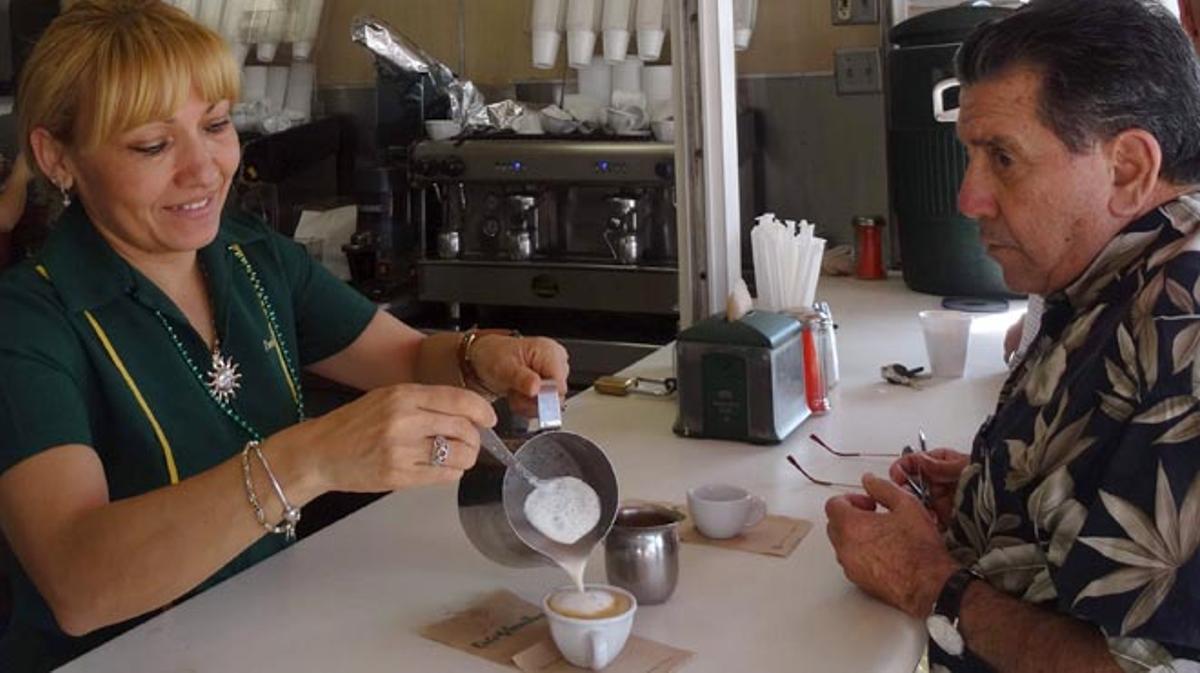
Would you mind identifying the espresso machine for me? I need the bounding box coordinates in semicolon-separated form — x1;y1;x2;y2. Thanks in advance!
410;138;678;320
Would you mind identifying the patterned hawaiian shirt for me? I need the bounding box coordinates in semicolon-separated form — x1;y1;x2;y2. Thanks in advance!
933;193;1200;673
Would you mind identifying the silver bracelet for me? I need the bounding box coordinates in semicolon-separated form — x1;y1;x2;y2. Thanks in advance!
240;440;301;541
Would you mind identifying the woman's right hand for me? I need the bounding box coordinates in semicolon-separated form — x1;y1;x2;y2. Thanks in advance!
266;384;497;495
888;448;970;529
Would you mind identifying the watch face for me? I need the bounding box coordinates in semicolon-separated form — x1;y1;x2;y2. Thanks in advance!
926;614;965;657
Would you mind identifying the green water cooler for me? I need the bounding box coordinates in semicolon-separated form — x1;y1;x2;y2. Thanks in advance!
888;4;1016;298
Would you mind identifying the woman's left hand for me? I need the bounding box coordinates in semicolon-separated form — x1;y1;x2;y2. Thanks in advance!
469;334;570;410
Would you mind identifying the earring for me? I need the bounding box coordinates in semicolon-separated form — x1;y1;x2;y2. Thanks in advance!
58;182;71;208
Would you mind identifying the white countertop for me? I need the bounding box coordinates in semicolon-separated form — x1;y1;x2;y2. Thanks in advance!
58;276;1025;673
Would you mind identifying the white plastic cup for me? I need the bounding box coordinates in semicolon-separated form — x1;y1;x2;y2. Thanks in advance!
265;65;289;113
196;0;226;31
643;65;672;99
918;310;974;378
642;64;672;120
256;41;278;62
532;30;562;69
734;29;753;50
240;65;268;103
612;59;642;93
232;42;251;67
635;0;666;60
284;62;314;120
577;56;612;106
293;40;314;61
603;29;630;62
568;30;597;68
602;0;633;62
687;484;767;539
636;29;665;61
733;0;757;51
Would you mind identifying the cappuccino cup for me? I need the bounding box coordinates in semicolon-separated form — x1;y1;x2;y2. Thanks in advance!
687;483;767;539
542;584;637;670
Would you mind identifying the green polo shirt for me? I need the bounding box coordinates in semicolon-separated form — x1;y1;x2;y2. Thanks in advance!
0;204;377;671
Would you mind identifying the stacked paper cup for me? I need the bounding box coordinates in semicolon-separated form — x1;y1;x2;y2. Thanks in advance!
265;65;289;112
532;0;566;69
566;0;603;68
284;62;314;121
241;65;269;105
635;0;667;62
602;0;634;63
643;65;673;121
578;56;613;106
612;59;642;95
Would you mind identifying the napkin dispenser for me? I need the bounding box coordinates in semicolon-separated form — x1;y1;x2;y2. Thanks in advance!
673;311;809;444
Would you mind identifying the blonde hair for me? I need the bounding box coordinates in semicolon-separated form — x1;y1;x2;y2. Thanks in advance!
17;0;239;175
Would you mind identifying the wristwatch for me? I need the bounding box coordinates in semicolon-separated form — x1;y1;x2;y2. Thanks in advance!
926;567;984;657
456;328;520;401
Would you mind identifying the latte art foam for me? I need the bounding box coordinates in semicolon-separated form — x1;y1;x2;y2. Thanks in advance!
524;476;601;545
548;589;632;620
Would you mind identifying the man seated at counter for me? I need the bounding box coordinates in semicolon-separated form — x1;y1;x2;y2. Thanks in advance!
0;2;569;671
826;0;1200;671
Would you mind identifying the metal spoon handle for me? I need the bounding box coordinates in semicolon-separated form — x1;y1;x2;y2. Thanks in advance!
478;426;541;486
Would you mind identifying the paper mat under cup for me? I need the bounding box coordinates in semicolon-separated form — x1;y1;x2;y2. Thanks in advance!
420;589;693;672
679;509;811;558
513;636;693;673
419;590;550;667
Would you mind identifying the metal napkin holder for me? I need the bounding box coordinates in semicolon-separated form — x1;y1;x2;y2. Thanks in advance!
673;311;810;444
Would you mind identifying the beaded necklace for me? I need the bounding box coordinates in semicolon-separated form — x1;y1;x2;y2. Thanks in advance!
155;244;305;441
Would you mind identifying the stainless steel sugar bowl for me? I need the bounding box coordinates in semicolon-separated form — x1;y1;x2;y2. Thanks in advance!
604;503;685;604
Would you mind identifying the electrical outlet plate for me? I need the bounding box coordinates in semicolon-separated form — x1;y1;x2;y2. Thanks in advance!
832;0;880;25
834;47;883;95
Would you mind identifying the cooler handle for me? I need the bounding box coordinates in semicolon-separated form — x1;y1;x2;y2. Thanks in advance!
933;78;961;123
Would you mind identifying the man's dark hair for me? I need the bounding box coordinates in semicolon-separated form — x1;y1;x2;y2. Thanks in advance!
956;0;1200;184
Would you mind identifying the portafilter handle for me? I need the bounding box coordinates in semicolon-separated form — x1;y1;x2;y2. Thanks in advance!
606;196;638;233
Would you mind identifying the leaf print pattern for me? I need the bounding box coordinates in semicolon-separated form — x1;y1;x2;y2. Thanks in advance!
1068;229;1160;307
934;196;1200;671
976;543;1047;595
1134;273;1165;390
1005;391;1096;491
1108;636;1176;673
1171;323;1200;376
1075;465;1200;635
1023;304;1106;407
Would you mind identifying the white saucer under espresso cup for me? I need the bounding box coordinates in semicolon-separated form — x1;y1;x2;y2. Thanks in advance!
686;483;767;539
542;584;638;670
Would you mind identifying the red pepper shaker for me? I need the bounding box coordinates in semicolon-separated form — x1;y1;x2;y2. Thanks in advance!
854;216;886;280
800;315;830;415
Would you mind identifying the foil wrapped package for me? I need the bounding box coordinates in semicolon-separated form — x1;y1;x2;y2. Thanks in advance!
484;100;545;135
351;16;487;140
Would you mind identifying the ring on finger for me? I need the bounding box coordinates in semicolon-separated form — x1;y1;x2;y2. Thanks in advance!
431;435;452;467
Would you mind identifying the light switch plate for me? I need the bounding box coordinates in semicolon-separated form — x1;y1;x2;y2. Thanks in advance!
834;47;883;95
832;0;880;25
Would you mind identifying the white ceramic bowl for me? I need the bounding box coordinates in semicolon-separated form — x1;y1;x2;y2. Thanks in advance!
424;120;462;140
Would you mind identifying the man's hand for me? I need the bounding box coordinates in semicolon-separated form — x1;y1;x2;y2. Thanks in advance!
888;448;969;529
825;473;961;619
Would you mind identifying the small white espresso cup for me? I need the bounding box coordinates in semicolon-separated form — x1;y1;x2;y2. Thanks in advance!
686;483;767;539
542;584;638;670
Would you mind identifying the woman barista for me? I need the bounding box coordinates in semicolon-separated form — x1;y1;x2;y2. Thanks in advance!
0;2;570;670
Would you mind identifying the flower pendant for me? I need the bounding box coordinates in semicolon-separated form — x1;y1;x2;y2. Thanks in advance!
206;350;242;404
